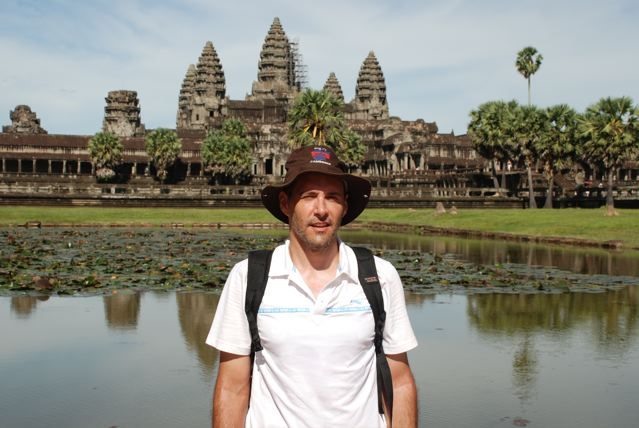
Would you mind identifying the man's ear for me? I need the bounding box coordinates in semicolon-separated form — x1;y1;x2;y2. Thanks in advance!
279;191;290;218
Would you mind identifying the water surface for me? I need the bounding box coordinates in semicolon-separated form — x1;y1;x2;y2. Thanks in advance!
2;287;638;427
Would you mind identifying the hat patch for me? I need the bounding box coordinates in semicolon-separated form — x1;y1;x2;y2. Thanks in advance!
310;147;331;165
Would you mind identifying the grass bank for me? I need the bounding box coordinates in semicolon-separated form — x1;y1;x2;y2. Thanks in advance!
1;205;638;249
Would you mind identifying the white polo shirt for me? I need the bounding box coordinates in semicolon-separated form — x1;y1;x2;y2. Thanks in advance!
206;240;418;428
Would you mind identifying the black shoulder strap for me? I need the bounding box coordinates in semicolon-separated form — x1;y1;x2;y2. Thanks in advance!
245;249;273;355
351;246;394;420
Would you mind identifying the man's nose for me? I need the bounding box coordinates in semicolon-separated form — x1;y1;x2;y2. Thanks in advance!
314;195;329;216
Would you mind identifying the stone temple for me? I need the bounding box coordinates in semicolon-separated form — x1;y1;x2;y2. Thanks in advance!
1;17;633;206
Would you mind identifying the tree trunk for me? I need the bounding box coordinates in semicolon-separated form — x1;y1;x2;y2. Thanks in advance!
606;169;615;214
544;175;554;209
491;160;500;191
527;162;537;209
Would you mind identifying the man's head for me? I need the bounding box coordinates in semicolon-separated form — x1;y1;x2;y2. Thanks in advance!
261;145;372;226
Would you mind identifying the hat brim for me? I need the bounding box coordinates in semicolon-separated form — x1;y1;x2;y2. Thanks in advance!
261;170;371;226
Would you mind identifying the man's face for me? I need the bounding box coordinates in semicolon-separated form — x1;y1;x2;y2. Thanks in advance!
279;172;348;252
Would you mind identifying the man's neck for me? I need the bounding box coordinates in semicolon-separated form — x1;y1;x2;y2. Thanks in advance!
288;236;340;296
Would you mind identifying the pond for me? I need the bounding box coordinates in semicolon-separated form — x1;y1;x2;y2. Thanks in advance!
2;288;638;427
1;229;639;427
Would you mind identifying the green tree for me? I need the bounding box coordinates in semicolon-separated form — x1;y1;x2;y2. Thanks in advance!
577;97;639;214
468;100;518;192
145;128;182;182
202;119;253;184
288;88;366;166
516;46;543;106
513;104;545;209
337;128;366;170
288;89;345;147
536;105;578;208
87;131;123;182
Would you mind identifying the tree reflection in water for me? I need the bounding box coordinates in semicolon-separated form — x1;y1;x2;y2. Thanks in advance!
103;291;141;330
466;287;638;407
177;291;220;377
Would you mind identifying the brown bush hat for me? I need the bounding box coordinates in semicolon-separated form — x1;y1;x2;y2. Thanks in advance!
261;145;371;225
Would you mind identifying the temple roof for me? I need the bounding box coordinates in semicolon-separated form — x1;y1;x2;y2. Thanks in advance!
178;64;197;109
194;41;226;99
355;51;387;105
323;72;344;102
256;17;295;87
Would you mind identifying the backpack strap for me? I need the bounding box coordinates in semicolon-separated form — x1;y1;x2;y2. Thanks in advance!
351;246;394;420
245;249;274;355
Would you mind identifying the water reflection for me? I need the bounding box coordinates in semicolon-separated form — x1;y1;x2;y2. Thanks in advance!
10;295;41;318
176;291;220;376
466;288;639;408
103;292;141;330
342;231;639;277
467;288;638;345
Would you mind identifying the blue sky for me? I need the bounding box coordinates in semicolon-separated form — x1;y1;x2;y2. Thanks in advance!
1;0;637;135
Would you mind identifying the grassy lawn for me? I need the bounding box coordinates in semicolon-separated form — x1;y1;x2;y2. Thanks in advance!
1;205;638;249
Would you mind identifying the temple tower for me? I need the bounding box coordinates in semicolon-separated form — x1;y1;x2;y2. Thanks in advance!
177;41;227;130
102;90;145;137
2;105;47;134
323;72;344;102
350;51;389;120
249;17;298;101
176;64;196;128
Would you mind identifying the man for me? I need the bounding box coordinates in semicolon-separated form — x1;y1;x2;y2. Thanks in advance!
206;145;418;427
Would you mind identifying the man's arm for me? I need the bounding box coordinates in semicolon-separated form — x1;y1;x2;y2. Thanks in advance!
387;352;418;428
212;351;252;428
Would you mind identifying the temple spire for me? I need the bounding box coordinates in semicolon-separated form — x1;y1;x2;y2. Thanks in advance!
352;51;389;120
177;41;226;130
249;17;298;100
323;72;344;102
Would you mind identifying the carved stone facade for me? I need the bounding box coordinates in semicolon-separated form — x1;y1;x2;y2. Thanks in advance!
1;16;534;198
102;90;145;137
2;105;47;134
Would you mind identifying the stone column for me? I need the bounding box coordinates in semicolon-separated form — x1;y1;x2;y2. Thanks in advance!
18;159;22;174
32;158;36;174
77;159;81;174
132;162;137;176
1;157;5;173
62;160;67;175
187;162;192;176
48;160;52;174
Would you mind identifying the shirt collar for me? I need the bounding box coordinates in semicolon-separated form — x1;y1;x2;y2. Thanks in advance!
267;238;358;283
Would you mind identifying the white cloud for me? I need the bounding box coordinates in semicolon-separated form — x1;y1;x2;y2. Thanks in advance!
1;0;637;135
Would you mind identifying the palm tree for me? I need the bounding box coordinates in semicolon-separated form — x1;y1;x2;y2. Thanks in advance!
87;131;123;182
144;128;182;182
516;47;543;106
577;97;639;214
288;89;345;147
468;100;518;192
338;128;366;170
512;104;545;209
536;105;578;208
288;88;366;165
202;119;252;184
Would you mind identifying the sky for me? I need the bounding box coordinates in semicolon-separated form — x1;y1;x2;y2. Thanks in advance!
1;0;637;136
